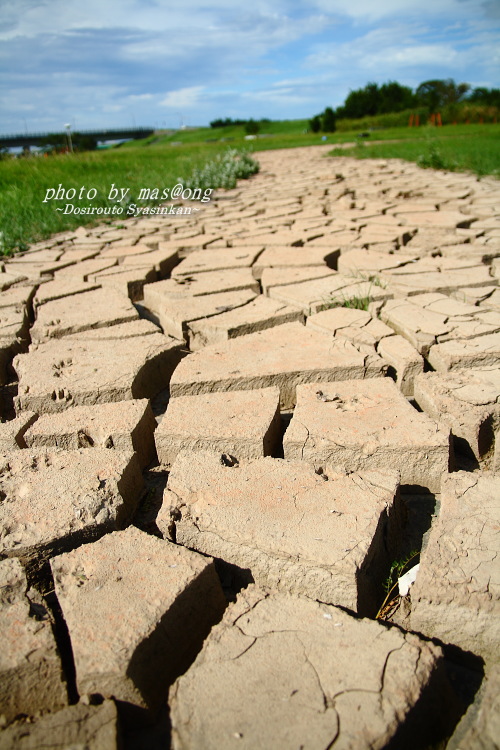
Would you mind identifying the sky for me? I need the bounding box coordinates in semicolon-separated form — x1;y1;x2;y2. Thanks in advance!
1;0;499;134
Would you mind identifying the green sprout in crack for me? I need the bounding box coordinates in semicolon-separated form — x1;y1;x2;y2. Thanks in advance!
376;549;420;620
318;289;373;313
347;268;387;289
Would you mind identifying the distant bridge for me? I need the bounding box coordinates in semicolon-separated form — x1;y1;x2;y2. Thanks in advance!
0;127;155;149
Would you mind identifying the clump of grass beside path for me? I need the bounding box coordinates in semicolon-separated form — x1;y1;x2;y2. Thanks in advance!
329;123;500;178
0;145;259;255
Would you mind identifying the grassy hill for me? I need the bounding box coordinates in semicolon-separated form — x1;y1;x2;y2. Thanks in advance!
1;118;498;254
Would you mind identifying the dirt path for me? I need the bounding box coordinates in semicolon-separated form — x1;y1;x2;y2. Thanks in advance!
0;145;498;749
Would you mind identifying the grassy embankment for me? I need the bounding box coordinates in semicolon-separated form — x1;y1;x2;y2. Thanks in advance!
1;118;498;255
329;123;500;177
0;142;240;255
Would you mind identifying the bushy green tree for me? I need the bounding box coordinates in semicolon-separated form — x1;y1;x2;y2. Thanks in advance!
468;87;500;107
378;81;415;113
309;114;321;132
416;79;469;113
337;82;379;119
321;107;337;132
244;119;260;135
336;81;415;119
210;117;246;128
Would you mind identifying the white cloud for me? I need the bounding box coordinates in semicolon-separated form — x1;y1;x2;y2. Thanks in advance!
357;43;459;70
127;93;155;101
0;0;327;42
243;87;314;105
307;0;482;22
306;21;491;78
160;86;205;109
0;0;497;132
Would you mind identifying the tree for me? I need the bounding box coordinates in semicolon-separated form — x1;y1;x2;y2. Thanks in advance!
468;87;500;107
244;119;260;135
209;117;246;128
378;81;415;113
338;82;380;119
321;107;336;132
309;115;321;133
416;79;469;113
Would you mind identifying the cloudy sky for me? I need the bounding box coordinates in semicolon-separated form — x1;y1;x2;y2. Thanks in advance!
1;0;499;134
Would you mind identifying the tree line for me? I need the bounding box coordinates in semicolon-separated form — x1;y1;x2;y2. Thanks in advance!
310;79;500;133
210;117;271;133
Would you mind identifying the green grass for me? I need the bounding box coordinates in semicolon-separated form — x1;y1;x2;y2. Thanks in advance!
2;119;498;255
0;143;257;254
329;123;500;178
323;294;372;312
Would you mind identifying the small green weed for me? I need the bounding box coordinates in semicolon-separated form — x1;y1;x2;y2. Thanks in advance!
417;142;453;170
318;275;380;313
376;550;420;620
316;293;372;313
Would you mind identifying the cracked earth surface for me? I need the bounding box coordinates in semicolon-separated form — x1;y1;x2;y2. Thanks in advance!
0;145;498;748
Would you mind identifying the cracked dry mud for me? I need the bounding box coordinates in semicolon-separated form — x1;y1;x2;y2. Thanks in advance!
0;145;498;748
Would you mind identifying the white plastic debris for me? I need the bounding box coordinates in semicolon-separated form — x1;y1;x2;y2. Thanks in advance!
398;564;420;596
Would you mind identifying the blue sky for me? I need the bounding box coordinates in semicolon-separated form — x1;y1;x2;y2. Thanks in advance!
1;0;499;134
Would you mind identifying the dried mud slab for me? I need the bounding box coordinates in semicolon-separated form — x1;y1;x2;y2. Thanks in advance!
337;248;421;276
0;449;143;568
0;558;67;723
91;266;157;302
0;285;36;310
447;664;500;750
31;287;139;342
66;319;160;340
268;273;391;315
120;245;180;277
306;308;423;396
160;451;401;614
171;247;262;277
0;305;31;385
156;387;281;466
24;399;157;468
261;266;335;294
306;307;395;347
381;293;500;357
393;209;477;229
170;322;386;409
169;587;450;750
0;700;120;750
14;323;183;413
152;289;257;340
413;368;499;463
382;265;496;296
53;257;118;282
188;296;304;350
252;245;339;280
34;278;102;307
143;269;259;307
51;527;225;712
427;331;500;373
4;258;76;277
411;472;500;664
376;335;423;397
283;379;450;491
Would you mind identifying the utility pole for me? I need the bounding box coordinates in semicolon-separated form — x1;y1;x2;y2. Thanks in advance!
64;123;73;153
